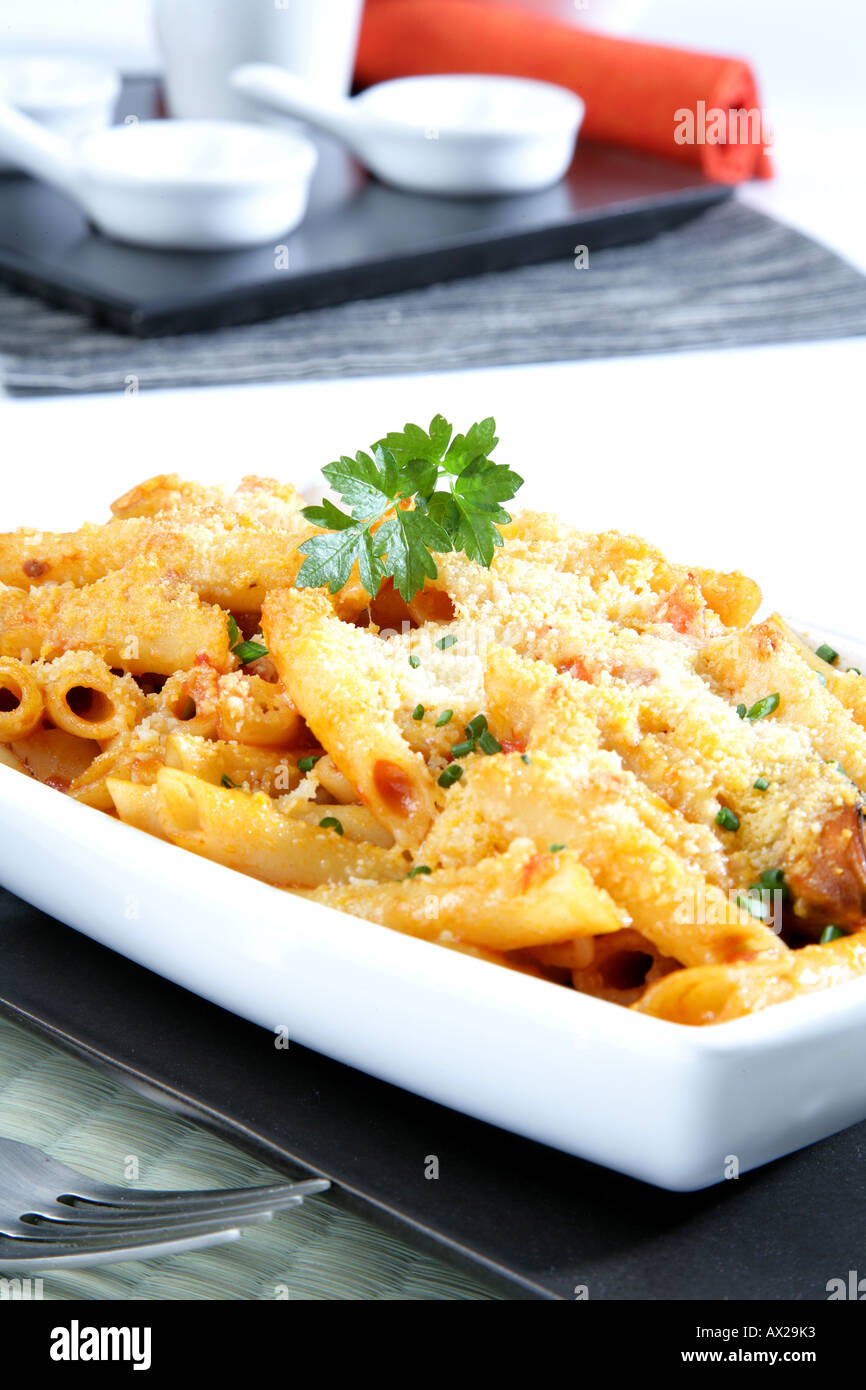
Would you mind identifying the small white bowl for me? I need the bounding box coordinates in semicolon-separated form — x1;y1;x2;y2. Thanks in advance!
0;57;120;175
352;73;585;196
233;66;585;198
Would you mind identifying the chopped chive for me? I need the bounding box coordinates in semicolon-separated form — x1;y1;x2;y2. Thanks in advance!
736;703;747;719
233;640;269;665
850;667;861;676
549;843;566;853
816;643;839;665
820;925;845;943
753;776;769;791
737;892;769;921
434;709;453;727
407;865;432;878
521;753;532;764
438;763;464;788
816;672;828;687
227;616;240;647
746;693;780;721
450;738;475;759
221;774;236;788
297;754;322;773
478;730;502;755
409;654;421;669
465;714;488;740
715;807;740;832
835;762;847;777
758;867;789;899
319;816;343;835
412;704;425;721
436;633;458;651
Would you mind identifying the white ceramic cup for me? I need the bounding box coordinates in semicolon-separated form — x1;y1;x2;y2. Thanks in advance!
153;0;364;121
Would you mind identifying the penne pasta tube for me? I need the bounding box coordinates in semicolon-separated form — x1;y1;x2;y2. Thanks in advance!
68;726;168;809
110;474;226;519
420;752;786;968
110;473;306;526
11;726;100;788
634;929;866;1025
215;673;303;747
153;768;405;886
0;519;150;588
312;754;358;804
263;588;437;849
164;732;301;794
40;652;145;742
284;801;395;848
0;584;41;661
299;838;626;952
36;556;232;676
0;656;44;742
106;779;169;839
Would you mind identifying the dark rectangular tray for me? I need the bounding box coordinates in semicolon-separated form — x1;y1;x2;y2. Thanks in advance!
1;884;865;1301
0;78;730;337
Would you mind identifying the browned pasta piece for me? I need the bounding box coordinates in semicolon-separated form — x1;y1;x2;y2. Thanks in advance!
106;780;169;839
263;588;437;849
164;732;301;795
285;801;395;849
158;666;220;738
35;556;232;676
68;723;169;809
0;584;41;661
40;652;145;741
298;838;626;952
12;727;100;788
110;475;224;519
634;930;866;1025
313;754;358;804
0;657;44;741
420;751;786;968
569;928;680;1006
691;567;762;629
152;768;405;886
0;519;150;588
215;672;303;746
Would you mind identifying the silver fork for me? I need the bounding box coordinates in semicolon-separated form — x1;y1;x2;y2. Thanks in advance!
0;1136;330;1270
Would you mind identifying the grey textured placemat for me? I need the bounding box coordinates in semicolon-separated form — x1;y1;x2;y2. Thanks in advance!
1;197;864;397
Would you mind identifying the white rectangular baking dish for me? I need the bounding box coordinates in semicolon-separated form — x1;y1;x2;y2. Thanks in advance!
3;699;866;1193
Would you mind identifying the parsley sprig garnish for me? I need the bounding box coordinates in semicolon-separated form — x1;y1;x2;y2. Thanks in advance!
295;415;523;602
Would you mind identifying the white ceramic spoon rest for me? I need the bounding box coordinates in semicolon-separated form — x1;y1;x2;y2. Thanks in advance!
232;65;584;197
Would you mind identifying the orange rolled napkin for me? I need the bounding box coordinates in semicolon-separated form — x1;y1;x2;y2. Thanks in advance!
356;0;772;183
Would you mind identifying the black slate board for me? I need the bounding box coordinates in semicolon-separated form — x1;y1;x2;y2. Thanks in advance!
1;884;865;1301
0;78;730;337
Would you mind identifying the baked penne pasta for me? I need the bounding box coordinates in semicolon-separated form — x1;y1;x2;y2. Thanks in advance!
4;461;864;1026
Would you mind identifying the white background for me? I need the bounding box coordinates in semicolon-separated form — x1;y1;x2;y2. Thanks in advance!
0;0;863;639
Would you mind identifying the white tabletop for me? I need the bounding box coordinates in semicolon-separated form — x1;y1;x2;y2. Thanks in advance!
1;337;862;641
